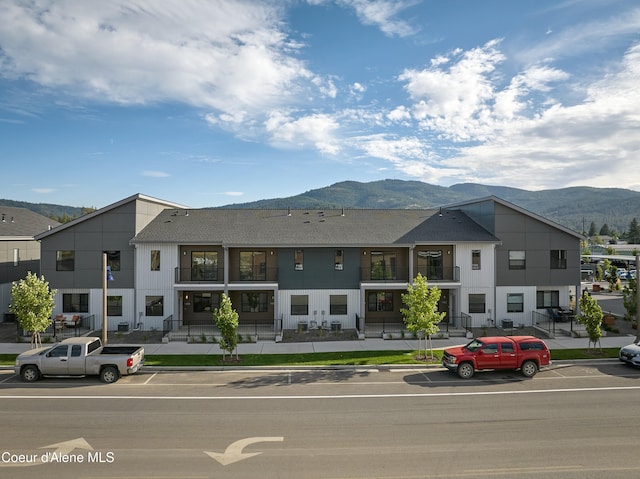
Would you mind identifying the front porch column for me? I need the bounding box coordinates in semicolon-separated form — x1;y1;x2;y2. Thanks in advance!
408;246;414;283
223;246;229;295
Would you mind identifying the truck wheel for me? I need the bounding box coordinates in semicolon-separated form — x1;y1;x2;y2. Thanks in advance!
457;362;474;379
21;365;40;382
100;366;119;384
521;360;538;378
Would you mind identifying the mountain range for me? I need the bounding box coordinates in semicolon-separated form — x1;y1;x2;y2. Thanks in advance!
3;180;640;235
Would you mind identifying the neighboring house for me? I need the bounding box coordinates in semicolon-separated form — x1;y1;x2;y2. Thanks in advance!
0;207;59;319
34;193;583;339
34;194;186;330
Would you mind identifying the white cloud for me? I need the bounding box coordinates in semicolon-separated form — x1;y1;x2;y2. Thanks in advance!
265;111;341;154
338;0;418;37
142;170;170;178
223;191;244;197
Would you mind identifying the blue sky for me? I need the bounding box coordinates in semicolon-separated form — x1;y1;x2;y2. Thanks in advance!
1;0;639;209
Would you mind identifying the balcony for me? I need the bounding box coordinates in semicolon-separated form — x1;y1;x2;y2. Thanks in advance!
175;267;223;284
415;266;460;282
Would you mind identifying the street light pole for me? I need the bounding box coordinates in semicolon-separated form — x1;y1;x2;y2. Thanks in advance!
636;254;639;342
102;252;108;346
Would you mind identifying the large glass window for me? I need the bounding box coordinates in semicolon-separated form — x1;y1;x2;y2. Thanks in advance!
107;296;123;316
371;251;396;280
368;292;394;312
291;295;308;315
468;294;486;314
63;293;88;313
191;252;218;281
508;250;526;270
240;251;266;280
550;250;567;269
507;293;524;313
104;251;120;271
56;250;75;271
242;292;268;312
536;290;560;309
330;295;348;315
472;250;481;270
193;292;220;313
417;250;443;279
146;296;164;316
151;250;161;271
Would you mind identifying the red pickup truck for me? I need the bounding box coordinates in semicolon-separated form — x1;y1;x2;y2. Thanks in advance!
442;336;551;379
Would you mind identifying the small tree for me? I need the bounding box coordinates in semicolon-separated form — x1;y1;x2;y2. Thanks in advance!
213;293;239;361
622;276;637;325
575;292;604;352
10;272;56;348
401;273;446;359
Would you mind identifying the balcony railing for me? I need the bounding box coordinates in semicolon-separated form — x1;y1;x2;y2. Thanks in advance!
175;266;279;283
415;266;460;282
175;267;223;283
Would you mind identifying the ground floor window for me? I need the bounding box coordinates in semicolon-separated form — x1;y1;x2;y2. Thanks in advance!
291;295;308;315
193;292;220;313
242;292;268;312
536;290;559;308
330;295;348;315
63;293;88;313
507;293;524;313
468;294;486;314
146;296;164;316
107;296;122;316
368;291;393;312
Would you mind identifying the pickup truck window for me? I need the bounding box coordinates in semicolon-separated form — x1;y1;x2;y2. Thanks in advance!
501;343;514;353
520;341;545;351
87;340;101;354
464;339;483;352
71;345;82;357
48;346;68;357
482;343;498;354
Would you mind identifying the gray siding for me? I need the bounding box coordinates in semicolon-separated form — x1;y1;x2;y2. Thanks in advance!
278;248;360;289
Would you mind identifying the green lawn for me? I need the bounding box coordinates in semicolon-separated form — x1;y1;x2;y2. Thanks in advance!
0;348;621;368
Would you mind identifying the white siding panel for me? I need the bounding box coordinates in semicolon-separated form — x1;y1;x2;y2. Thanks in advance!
277;289;360;330
495;286;537;327
455;243;496;328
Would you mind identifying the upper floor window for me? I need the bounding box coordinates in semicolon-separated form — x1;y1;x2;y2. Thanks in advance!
371;251;396;280
240;251;266;280
335;250;344;270
417;250;443;279
294;250;304;270
56;250;75;271
104;250;121;271
508;250;526;270
550;250;567;269
151;250;161;271
192;251;218;281
472;250;481;270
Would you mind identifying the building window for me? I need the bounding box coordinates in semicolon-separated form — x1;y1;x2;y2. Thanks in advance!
294;249;304;270
550;250;567;269
107;296;123;316
242;292;268;312
536;290;560;309
508;250;526;270
62;293;88;313
146;296;164;316
368;291;393;312
13;248;19;266
56;250;75;271
507;293;524;313
468;294;486;314
191;252;218;281
291;295;308;315
330;295;348;315
371;251;396;280
240;251;266;280
335;250;344;270
417;250;443;279
472;250;481;270
104;251;120;271
193;292;220;313
151;250;161;271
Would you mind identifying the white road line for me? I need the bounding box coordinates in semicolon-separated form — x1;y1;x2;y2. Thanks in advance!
144;372;158;384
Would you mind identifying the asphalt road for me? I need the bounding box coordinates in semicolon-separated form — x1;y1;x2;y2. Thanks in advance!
1;361;640;479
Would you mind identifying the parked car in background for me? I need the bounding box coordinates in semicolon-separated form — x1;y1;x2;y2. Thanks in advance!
619;340;640;367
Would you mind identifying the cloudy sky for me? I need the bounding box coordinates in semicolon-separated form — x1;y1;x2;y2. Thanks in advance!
1;0;639;208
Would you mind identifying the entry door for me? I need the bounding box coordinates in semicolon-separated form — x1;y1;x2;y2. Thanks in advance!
41;345;70;374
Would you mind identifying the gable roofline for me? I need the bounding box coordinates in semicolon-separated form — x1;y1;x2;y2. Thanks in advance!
442;195;585;240
34;193;188;240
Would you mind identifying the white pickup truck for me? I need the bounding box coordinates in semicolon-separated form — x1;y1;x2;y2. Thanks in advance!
15;337;144;383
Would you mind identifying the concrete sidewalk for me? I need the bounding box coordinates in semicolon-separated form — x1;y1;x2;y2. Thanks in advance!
1;334;636;356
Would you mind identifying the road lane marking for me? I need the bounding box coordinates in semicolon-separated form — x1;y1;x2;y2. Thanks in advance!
2;385;640;400
144;372;158;384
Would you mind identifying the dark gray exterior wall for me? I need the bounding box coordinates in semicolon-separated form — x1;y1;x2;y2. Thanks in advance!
278;248;360;289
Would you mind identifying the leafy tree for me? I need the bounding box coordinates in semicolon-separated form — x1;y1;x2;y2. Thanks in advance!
627;218;640;244
9;272;56;348
575;292;604;351
213;293;239;360
401;273;446;359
